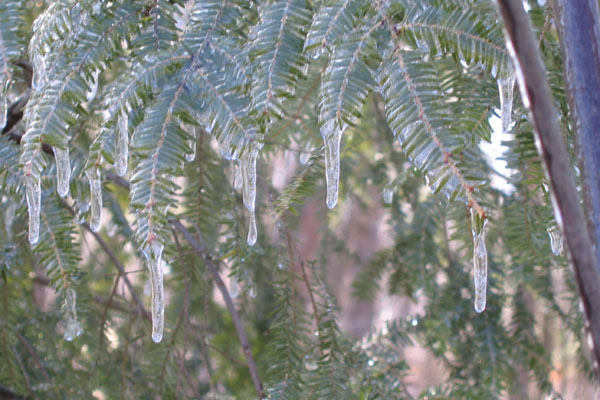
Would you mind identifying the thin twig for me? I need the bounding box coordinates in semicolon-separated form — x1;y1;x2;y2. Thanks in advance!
82;223;151;322
169;219;264;399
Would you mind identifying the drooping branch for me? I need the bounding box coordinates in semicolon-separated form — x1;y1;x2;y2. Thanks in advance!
497;0;600;372
169;219;264;399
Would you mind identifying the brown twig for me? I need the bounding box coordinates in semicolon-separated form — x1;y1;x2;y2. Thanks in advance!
169;219;264;399
497;0;600;373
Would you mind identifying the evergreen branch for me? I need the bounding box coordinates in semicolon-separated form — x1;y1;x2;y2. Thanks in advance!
386;42;485;217
170;219;264;399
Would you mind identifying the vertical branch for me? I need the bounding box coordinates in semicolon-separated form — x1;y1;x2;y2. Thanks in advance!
170;219;264;399
497;0;600;373
549;0;600;271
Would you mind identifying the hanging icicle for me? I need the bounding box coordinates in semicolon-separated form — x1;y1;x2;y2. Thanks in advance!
497;62;516;134
471;208;488;313
0;94;6;131
24;166;41;245
241;148;259;246
115;111;129;177
55;146;70;198
142;239;165;343
547;222;564;256
63;287;83;341
320;120;346;209
383;186;394;204
85;168;102;232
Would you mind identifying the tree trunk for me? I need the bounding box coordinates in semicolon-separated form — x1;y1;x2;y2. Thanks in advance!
550;0;600;274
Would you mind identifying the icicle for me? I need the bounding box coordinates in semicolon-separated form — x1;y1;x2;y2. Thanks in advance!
383;186;394;204
55;146;71;198
184;124;197;162
471;208;488;313
321;120;346;209
241;149;258;246
86;69;100;102
25;168;41;245
497;63;516;134
229;278;240;299
143;240;165;343
85;168;102;232
232;162;243;191
115;111;129;176
63;287;83;341
0;95;6;131
547;222;564;256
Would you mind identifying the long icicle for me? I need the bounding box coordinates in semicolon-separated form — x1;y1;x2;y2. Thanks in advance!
241;148;259;246
115;111;129;177
63;287;83;341
143;239;165;343
321;120;346;209
86;168;102;232
55;146;71;198
25;166;41;245
498;62;516;134
471;208;488;313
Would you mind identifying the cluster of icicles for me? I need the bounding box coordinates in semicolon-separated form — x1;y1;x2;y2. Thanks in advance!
19;58;567;342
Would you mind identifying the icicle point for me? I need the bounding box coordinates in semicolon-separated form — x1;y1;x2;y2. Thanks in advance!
241;148;259;246
115;111;129;176
86;168;103;232
55;147;71;197
25;169;41;245
247;209;257;246
497;63;516;134
63;287;83;341
184;124;197;162
321;120;345;209
471;209;488;313
383;186;394;204
143;240;165;343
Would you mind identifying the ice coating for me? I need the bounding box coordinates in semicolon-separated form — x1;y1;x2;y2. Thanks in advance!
383;186;394;204
85;168;102;232
471;208;488;313
184;124;197;162
143;240;165;343
547;223;564;256
32;51;47;91
229;278;240;299
63;287;83;341
25;168;41;245
497;63;516;134
55;146;71;197
241;149;258;246
321;120;346;209
115;111;129;176
86;69;100;102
